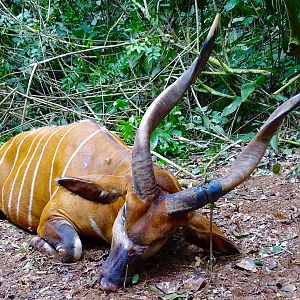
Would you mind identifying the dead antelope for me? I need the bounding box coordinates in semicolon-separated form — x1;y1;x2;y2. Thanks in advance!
0;14;299;292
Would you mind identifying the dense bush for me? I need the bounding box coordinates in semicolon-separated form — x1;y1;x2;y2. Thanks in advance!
0;0;299;170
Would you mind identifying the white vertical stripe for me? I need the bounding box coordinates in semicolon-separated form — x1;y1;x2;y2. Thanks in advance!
7;128;49;220
1;131;36;215
48;122;81;196
17;128;59;226
50;129;101;199
0;135;18;211
0;135;18;166
27;127;62;226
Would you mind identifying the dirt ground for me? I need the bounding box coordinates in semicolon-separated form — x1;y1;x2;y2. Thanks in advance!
0;158;299;300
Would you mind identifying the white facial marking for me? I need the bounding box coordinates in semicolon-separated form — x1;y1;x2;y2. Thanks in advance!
112;206;169;260
113;207;133;250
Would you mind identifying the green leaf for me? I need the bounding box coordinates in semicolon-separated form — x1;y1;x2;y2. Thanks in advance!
241;82;256;102
113;98;129;111
91;17;97;26
163;293;187;300
131;274;139;284
255;75;267;86
192;167;201;175
272;163;281;174
150;129;160;150
222;97;243;116
224;0;240;11
233;132;255;142
272;245;283;253
253;260;264;266
150;285;159;292
270;133;279;152
232;17;246;24
286;165;300;178
212;124;225;135
242;16;254;25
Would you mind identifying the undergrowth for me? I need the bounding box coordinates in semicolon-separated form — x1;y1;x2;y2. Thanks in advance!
0;0;299;176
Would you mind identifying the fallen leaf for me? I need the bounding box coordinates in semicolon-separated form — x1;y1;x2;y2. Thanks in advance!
182;276;206;292
194;256;203;267
163;292;188;300
266;261;277;270
260;195;268;200
89;275;98;287
235;258;258;272
272;245;283;253
156;281;178;294
280;284;297;292
232;230;250;239
273;212;288;219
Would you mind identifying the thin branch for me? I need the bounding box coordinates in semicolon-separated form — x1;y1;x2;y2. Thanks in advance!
272;73;300;95
28;41;136;67
151;150;197;178
203;140;242;173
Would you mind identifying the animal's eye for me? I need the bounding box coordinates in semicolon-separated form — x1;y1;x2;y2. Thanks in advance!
128;249;136;257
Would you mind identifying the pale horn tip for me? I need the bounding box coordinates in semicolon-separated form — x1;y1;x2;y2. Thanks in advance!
207;13;220;41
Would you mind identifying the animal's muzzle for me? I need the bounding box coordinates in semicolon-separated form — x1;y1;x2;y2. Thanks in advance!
99;244;132;291
98;271;121;292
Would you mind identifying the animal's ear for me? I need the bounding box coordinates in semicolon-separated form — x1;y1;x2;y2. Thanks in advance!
55;175;130;204
154;168;181;193
184;212;239;254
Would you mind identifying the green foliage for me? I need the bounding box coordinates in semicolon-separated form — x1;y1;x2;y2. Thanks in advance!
116;104;186;156
117;115;141;145
151;107;186;156
0;0;299;167
131;274;140;284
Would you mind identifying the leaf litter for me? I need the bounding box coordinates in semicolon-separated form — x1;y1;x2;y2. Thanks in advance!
0;159;299;299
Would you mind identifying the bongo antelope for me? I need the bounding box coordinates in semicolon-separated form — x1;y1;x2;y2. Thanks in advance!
0;15;299;291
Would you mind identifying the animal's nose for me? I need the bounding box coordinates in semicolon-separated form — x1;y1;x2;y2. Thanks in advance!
98;272;121;292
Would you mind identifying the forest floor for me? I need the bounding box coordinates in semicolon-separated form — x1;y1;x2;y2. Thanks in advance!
0;156;299;300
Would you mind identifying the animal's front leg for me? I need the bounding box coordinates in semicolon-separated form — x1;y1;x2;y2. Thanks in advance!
184;211;239;254
31;218;82;263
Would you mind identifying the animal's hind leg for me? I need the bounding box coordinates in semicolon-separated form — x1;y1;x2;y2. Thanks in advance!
31;218;82;263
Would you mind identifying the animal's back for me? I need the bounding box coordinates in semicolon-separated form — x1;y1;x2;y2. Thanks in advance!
0;120;132;231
